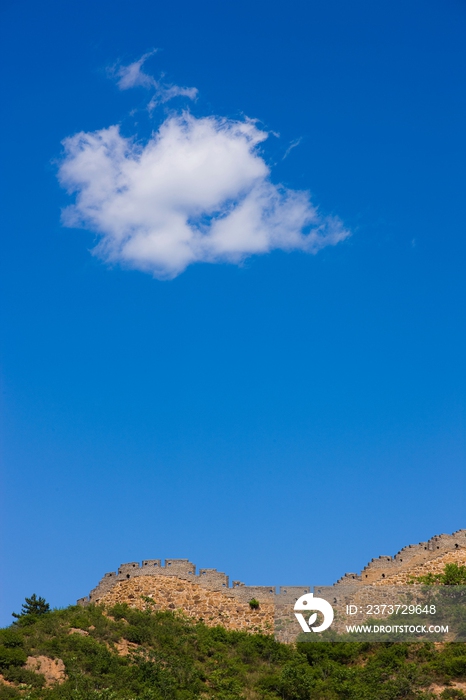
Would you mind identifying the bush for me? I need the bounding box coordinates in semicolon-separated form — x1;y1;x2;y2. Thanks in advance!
0;647;27;670
0;601;465;699
0;632;22;649
0;685;20;700
122;625;151;645
2;666;45;688
410;563;466;586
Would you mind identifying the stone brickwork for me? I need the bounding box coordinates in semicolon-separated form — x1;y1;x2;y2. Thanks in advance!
77;558;279;608
373;547;466;586
77;529;465;635
96;575;274;633
317;529;466;597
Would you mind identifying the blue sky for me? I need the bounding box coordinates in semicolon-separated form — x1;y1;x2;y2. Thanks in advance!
0;0;465;625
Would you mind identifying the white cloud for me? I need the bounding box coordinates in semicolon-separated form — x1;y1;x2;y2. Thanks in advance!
147;85;198;110
110;51;198;107
112;50;157;90
283;137;303;159
58;112;349;279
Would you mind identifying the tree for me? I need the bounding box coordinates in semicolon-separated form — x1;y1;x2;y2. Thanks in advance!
12;594;50;619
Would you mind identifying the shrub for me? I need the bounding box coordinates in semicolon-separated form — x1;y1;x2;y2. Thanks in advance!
410;563;466;586
2;666;45;688
440;690;466;699
0;685;20;700
0;647;27;670
0;632;22;649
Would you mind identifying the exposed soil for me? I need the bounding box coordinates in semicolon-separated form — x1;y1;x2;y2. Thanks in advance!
25;656;66;686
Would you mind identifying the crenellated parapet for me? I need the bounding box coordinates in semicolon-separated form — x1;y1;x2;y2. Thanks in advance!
78;558;280;606
76;530;466;608
320;529;466;592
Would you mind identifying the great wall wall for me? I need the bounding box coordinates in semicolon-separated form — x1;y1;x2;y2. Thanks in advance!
77;529;466;636
315;527;466;594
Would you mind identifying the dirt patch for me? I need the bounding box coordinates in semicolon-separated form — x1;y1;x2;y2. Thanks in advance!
69;627;89;636
25;656;66;686
0;674;15;687
114;639;139;656
428;680;466;697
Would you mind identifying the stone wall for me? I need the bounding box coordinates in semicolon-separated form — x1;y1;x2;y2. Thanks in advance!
77;529;465;635
95;575;274;634
78;558;281;608
319;529;466;595
373;547;466;586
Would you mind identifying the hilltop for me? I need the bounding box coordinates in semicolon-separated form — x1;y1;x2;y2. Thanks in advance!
76;530;466;635
1;596;466;700
1;531;465;699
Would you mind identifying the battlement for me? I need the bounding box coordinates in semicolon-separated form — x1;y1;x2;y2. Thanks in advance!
325;529;466;590
142;559;162;569
335;572;362;585
80;558;277;605
78;530;466;608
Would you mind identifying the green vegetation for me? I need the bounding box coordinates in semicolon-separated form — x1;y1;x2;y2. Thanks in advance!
0;599;465;700
410;564;466;587
248;599;260;610
12;596;51;622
